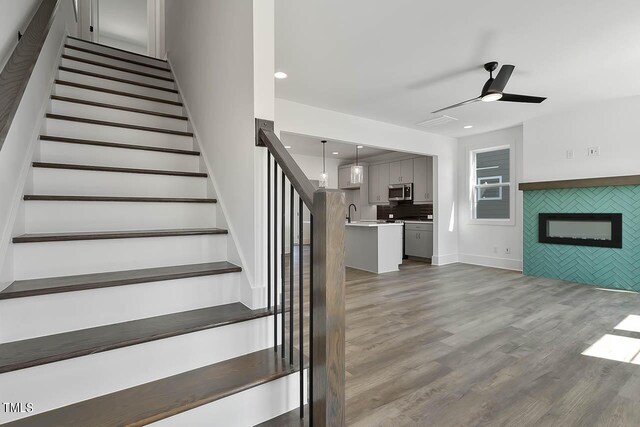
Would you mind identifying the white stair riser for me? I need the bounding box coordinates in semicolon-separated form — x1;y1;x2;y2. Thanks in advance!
66;37;170;69
64;47;174;79
0;274;240;342
44;118;193;148
32;168;207;198
61;57;175;90
0;316;276;424
13;234;228;280
38;141;200;172
50;99;188;132
25;200;215;233
58;69;179;102
152;371;305;427
53;83;184;116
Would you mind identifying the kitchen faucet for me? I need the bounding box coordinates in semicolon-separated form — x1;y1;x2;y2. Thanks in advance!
347;203;357;223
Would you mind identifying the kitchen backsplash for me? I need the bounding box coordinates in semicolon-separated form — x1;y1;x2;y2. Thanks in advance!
377;203;433;220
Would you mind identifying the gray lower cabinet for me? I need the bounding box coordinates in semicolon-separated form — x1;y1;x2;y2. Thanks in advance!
404;223;433;259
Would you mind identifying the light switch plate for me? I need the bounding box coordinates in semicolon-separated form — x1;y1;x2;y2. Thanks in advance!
588;146;600;156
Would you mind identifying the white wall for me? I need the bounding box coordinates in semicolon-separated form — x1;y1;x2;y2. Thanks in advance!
0;1;77;288
523;96;640;182
0;0;41;70
290;153;340;190
98;0;148;54
276;98;459;265
165;0;275;308
457;126;523;271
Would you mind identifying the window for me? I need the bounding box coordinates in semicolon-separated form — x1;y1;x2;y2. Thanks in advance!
472;147;511;220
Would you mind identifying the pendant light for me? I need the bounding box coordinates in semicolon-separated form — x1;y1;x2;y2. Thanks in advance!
319;140;328;188
350;145;363;185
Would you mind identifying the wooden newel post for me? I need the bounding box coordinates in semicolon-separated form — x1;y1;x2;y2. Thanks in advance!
312;189;346;427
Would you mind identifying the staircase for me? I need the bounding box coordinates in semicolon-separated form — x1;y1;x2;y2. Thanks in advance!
0;36;304;426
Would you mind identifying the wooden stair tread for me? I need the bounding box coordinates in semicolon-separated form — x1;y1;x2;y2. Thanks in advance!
64;44;171;73
13;228;228;243
0;302;266;374
45;114;193;136
62;54;175;82
3;347;300;426
67;35;168;64
55;80;183;106
24;195;216;203
58;66;178;93
51;95;187;120
255;406;309;427
0;261;240;300
32;162;207;178
39;135;199;156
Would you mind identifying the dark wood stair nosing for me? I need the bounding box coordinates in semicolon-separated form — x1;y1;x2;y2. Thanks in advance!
67;35;169;64
0;261;240;300
0;303;269;374
64;44;172;73
45;114;193;137
50;95;188;121
62;54;175;83
23;195;216;203
32;162;207;178
39;135;199;156
1;346;301;427
58;66;179;94
55;80;184;106
12;228;227;244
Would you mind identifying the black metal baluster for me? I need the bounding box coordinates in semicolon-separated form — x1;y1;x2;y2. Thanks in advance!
281;171;286;358
273;163;278;352
299;196;304;418
309;215;314;424
289;184;294;365
267;153;271;311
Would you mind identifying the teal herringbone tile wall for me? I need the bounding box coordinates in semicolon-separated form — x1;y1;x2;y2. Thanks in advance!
523;185;640;291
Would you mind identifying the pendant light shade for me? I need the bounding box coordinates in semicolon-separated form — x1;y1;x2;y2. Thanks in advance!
319;140;328;188
350;145;363;185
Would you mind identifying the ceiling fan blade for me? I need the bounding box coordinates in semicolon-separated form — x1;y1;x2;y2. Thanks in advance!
488;65;515;93
431;97;481;113
499;93;546;103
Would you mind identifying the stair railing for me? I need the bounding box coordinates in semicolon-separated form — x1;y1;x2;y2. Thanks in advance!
256;119;346;426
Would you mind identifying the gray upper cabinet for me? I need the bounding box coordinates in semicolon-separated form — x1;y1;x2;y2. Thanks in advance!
368;163;390;203
389;159;413;184
413;156;433;203
338;165;362;189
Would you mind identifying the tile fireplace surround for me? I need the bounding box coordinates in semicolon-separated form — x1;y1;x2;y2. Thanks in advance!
520;176;640;292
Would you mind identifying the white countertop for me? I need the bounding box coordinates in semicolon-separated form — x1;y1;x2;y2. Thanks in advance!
345;222;403;227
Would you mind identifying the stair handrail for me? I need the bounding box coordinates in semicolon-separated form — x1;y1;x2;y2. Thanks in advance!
257;119;346;426
0;0;62;152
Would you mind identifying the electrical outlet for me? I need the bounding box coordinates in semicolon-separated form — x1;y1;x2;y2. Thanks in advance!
566;150;574;159
505;247;511;254
588;146;600;156
389;214;394;219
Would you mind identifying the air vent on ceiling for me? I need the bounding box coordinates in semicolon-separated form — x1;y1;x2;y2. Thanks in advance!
417;115;458;129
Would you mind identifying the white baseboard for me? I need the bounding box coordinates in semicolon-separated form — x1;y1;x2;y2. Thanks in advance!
458;253;523;271
431;253;459;266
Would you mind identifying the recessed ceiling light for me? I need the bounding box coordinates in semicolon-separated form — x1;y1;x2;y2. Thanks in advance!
332;152;339;155
274;71;288;79
284;145;292;149
357;145;364;149
464;125;473;129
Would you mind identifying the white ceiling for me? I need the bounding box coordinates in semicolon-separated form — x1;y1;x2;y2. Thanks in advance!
275;0;640;138
280;132;393;161
99;0;148;50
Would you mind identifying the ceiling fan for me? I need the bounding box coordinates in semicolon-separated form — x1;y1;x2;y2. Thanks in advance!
432;62;546;113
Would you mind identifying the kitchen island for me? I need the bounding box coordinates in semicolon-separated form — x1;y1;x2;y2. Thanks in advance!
345;222;403;273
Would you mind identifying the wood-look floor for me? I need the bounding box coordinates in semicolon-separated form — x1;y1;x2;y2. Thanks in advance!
280;246;640;426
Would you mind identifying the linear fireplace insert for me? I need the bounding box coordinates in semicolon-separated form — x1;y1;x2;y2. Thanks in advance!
538;213;622;248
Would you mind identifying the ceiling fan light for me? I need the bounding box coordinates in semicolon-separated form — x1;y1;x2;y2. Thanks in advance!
482;92;503;102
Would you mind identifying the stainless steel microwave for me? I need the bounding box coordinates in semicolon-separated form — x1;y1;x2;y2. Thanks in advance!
388;184;412;201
